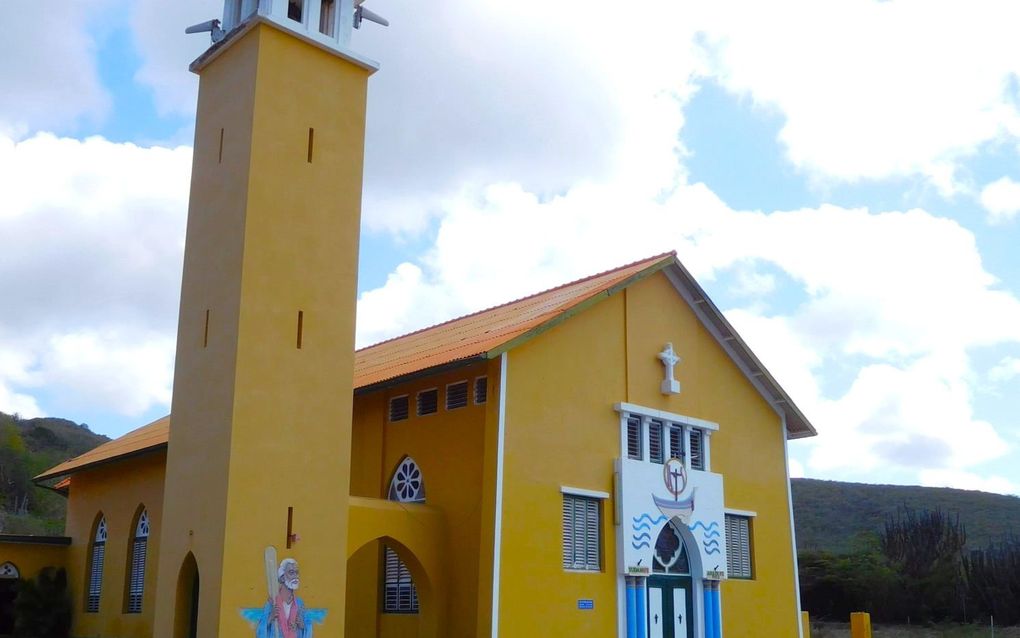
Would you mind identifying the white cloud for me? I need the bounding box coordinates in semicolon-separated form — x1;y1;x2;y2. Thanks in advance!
355;176;1020;489
0;2;112;136
689;0;1020;191
788;458;805;479
980;177;1020;224
919;469;1018;496
0;132;190;418
990;356;1020;384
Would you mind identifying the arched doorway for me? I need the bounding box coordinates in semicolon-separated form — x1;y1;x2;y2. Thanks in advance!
647;522;695;638
173;553;199;638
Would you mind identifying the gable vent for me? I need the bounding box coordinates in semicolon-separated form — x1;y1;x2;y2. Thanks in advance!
446;381;468;410
417;389;438;416
389;396;409;422
474;376;488;404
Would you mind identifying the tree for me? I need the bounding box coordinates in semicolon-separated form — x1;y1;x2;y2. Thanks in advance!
880;507;967;622
13;567;72;638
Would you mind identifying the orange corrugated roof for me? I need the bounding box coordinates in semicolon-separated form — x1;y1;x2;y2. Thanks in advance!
35;415;169;482
33;255;673;482
353;252;674;388
35;251;817;481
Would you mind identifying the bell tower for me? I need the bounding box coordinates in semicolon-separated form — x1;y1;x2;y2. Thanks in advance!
153;1;380;635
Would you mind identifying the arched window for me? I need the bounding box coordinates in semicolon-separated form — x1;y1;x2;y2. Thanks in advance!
652;522;690;575
382;457;423;614
86;515;107;613
125;509;149;613
387;457;425;503
0;562;19;580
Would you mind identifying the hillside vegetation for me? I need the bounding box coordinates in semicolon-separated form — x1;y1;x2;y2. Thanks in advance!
0;412;108;535
792;478;1020;553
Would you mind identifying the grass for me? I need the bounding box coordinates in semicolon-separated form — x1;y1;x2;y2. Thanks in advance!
810;622;1020;637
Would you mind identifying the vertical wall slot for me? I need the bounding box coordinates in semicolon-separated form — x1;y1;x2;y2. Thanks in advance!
286;507;294;549
203;309;210;348
218;128;224;164
296;310;304;349
307;127;314;163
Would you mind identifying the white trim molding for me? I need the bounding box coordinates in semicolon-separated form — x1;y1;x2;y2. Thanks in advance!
491;353;508;638
560;486;610;500
724;508;757;518
613;402;720;432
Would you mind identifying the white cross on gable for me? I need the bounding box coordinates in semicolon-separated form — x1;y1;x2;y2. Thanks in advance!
658;342;681;395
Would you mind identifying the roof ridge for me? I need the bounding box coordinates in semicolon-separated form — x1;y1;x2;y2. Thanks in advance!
356;251;676;353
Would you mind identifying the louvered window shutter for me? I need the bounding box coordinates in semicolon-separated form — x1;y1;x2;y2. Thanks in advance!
127;538;147;612
562;495;601;571
689;429;704;470
561;497;574;568
382;546;419;613
626;416;642;460
649;420;664;464
87;543;105;612
725;515;753;579
584;498;600;569
668;425;683;460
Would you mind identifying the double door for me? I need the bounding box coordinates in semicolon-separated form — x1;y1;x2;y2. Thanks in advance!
647;576;694;638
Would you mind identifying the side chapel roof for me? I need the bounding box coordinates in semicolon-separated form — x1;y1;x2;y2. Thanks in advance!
35;253;815;482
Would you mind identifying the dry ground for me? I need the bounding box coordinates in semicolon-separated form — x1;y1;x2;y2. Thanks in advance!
810;622;1020;637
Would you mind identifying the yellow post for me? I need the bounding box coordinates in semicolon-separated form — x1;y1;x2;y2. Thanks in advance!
800;611;810;638
850;612;872;638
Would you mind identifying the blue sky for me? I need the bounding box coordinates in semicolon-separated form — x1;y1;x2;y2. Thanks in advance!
1;0;1019;494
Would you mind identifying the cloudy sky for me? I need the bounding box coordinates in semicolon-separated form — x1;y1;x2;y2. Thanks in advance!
2;0;1019;494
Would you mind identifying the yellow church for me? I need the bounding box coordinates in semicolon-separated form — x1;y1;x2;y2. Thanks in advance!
0;1;816;637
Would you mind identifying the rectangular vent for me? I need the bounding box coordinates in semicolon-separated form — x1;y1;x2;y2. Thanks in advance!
446;381;468;410
417;389;438;416
626;416;642;460
690;429;705;470
649;419;664;464
389;396;409;422
474;376;488;404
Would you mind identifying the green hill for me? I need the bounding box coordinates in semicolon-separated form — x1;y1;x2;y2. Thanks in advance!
0;411;109;535
792;477;1020;553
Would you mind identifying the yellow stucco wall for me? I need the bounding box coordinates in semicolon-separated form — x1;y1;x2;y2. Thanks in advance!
347;363;491;637
63;451;166;638
155;20;370;637
0;541;67;582
498;292;626;638
497;271;801;637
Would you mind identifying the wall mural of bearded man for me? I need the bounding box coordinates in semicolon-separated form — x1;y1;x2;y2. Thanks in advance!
241;549;326;637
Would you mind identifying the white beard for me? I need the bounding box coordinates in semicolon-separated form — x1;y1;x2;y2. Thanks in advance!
286;578;300;591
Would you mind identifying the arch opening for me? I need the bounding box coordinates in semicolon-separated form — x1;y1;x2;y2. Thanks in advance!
173;552;200;638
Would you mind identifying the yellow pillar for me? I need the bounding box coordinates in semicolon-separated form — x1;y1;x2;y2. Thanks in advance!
850;612;872;638
800;611;810;638
152;14;376;637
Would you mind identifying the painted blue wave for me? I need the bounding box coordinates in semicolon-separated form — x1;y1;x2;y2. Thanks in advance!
631;541;651;550
689;520;719;533
701;530;721;539
702;539;720;548
633;513;667;526
632;522;651;531
704;547;721;555
631;532;651;542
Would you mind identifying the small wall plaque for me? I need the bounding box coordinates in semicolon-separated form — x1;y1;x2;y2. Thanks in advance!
578;599;594;610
